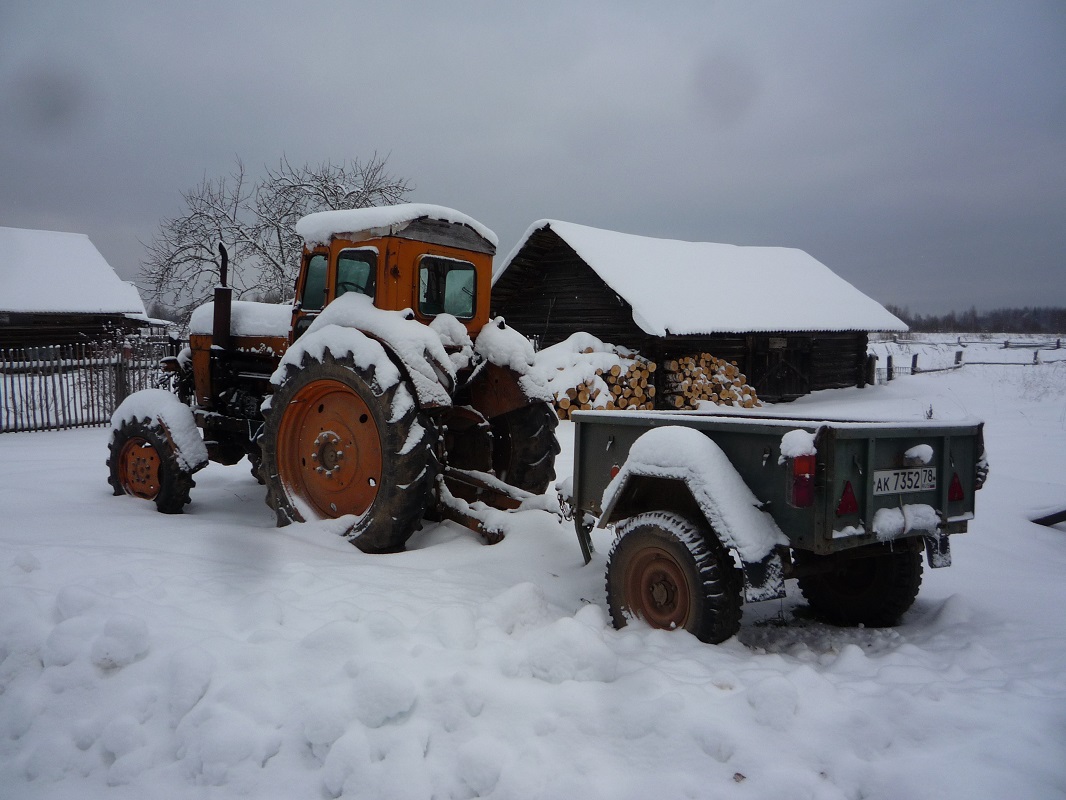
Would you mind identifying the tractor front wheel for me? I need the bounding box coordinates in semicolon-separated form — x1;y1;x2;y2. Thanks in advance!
107;418;196;514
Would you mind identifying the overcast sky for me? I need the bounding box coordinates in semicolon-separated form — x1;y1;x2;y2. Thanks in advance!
2;1;1063;314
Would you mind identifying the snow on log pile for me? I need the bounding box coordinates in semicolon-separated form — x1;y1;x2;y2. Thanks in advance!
531;333;655;420
555;356;657;419
533;335;762;416
660;353;761;409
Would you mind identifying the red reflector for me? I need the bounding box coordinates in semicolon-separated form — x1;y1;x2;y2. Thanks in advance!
836;481;859;516
948;473;964;502
610;465;621;480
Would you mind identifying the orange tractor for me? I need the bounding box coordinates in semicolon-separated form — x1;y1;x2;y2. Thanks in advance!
108;204;559;552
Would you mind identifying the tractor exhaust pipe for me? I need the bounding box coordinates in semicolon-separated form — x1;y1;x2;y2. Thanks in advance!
213;242;232;350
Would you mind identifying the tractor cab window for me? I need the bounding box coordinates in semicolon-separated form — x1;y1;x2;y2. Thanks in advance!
300;253;328;311
336;248;377;300
418;256;476;319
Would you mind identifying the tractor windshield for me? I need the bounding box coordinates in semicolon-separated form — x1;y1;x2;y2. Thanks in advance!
418;256;476;319
336;249;377;300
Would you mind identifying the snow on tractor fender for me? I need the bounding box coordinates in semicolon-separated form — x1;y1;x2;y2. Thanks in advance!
286;292;456;407
473;317;552;403
107;389;209;514
599;425;790;601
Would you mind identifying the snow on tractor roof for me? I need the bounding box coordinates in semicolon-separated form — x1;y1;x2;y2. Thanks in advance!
0;226;146;316
296;204;498;249
496;220;907;335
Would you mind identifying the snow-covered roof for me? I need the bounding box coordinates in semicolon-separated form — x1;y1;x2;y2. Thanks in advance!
296;204;498;249
0;226;146;316
496;220;906;335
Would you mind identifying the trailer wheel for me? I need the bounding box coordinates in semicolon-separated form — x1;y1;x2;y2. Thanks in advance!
490;402;560;495
259;350;437;553
606;511;743;644
107;418;196;514
796;542;923;627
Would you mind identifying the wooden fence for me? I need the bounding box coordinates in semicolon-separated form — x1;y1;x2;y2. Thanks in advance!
0;339;182;433
875;343;1066;384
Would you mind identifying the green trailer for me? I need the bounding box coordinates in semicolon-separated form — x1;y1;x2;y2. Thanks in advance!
563;409;987;643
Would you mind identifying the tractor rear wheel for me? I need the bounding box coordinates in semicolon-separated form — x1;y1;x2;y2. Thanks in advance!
259;350;437;553
107;418;196;514
490;402;560;495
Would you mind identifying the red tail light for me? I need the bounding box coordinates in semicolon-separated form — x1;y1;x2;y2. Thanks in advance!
790;454;816;508
948;472;964;502
836;481;859;516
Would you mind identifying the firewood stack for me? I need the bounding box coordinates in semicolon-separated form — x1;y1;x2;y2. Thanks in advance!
660;353;761;409
554;353;658;420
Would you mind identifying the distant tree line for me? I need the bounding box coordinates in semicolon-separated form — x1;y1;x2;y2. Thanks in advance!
885;305;1066;334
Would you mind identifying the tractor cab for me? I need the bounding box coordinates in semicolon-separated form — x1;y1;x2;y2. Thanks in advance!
291;206;497;344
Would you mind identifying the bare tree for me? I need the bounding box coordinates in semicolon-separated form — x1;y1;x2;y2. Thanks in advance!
141;155;410;323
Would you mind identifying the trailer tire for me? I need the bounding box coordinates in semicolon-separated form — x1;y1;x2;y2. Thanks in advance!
606;511;743;644
490;402;560;495
259;350;437;553
796;542;923;627
107;417;196;514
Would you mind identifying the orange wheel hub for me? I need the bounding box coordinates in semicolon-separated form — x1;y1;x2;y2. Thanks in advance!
625;547;691;630
118;436;162;500
276;379;383;520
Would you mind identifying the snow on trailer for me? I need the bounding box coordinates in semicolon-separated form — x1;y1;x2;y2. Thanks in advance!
568;406;986;643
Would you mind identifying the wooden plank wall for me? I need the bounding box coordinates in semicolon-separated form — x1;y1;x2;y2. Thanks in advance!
493;228;872;403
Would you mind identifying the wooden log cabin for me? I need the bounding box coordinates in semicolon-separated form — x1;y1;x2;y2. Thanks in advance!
0;227;150;349
491;220;907;403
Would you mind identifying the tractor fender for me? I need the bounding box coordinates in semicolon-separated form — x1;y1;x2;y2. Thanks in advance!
273;294;456;409
461;317;552;418
598;425;789;602
110;388;209;473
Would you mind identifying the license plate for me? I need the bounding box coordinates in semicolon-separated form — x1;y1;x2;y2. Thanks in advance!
873;467;937;495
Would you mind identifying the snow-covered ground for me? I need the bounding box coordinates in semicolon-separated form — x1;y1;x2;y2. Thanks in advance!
2;343;1065;799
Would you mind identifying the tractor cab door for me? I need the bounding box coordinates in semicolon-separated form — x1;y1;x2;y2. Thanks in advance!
291;245;380;342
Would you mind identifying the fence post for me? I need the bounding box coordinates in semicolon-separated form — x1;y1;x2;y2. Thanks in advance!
886;354;894;381
911;354;919;374
114;343;132;407
955;351;963;367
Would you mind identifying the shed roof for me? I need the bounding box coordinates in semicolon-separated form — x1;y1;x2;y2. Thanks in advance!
0;226;146;316
496;220;906;335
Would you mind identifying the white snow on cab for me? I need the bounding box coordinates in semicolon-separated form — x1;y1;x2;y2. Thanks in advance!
296;204;498;249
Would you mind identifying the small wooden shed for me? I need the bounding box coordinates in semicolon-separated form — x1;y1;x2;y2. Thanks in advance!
0;226;149;349
491;220;906;402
